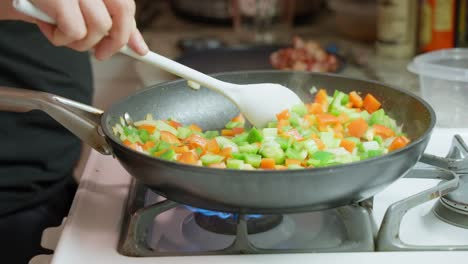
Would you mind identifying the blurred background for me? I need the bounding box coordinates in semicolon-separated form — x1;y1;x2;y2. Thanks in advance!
91;0;465;109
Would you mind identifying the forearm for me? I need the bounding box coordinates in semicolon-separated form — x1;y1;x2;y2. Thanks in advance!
0;1;33;22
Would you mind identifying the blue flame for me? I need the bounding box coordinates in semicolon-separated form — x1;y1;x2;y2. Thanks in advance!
186;206;262;219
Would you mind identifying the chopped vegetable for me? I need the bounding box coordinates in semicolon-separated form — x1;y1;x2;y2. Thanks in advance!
113;89;409;170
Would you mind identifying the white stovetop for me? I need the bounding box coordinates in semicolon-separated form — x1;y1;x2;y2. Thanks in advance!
47;128;468;264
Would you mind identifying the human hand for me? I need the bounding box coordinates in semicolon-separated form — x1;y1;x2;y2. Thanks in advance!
13;0;149;60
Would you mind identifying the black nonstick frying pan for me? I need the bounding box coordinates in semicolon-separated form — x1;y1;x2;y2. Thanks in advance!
0;71;435;214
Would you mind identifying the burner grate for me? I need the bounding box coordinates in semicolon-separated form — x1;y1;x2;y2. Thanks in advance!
118;181;375;257
377;135;468;250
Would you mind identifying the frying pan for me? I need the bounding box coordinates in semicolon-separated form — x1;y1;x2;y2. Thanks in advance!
0;71;435;213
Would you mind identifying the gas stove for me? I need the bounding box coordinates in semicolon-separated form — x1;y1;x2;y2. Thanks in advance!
37;128;468;264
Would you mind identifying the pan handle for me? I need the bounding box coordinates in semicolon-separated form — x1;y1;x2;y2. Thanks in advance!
0;86;111;155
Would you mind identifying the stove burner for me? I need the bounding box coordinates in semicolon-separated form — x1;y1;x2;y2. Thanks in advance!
430;135;468;229
186;206;262;219
433;176;468;229
194;212;283;235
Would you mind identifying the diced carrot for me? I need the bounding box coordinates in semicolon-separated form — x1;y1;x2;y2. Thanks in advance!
160;131;181;144
220;147;232;158
231;113;245;123
345;102;353;108
221;129;235;137
168;120;182;129
209;163;227;169
285;159;301;166
316;113;340;126
185;134;207;149
177;152;199;165
283;129;303;141
277;119;290;130
142;141;156;151
314;89;328;105
373;124;395;139
347;118;368;138
206;138;220;154
171;145;190;153
340;139;356;152
188;124;202;132
123;139;137;150
137;125;156;134
334;132;344;139
313;138;326;150
307;103;324;114
362;94;381;113
349;91;363;108
276;109;290;120
261;158;276;169
389;136;410;151
232;127;244;135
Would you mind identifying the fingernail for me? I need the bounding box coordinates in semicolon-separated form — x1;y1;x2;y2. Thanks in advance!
135;31;149;55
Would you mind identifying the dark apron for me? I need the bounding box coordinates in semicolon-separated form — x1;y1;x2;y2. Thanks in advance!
0;21;93;263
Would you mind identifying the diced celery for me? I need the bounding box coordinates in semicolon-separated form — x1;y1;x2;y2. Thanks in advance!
124;126;138;136
291;103;308;117
360;111;371;123
260;146;285;164
374;135;383;145
303;139;319;155
237;141;249;146
247;128;263;143
232;133;249;145
239;144;259;154
195;147;203;156
285;148;308;161
312;151;335;163
159;149;176;160
155;120;178;136
307;159;321;166
138;129;149;143
204;130;219;139
289;115;301;127
320;132;341;148
201;154;225;165
245;154;262;168
275;137;293;150
288;164;304;170
177;127;192;139
369;109;385;126
262;128;278;138
232;152;246;160
328;91;347;112
225;121;243;129
368;149;384;158
227;159;244;169
215;136;239;152
157;141;171;151
361;141;380;152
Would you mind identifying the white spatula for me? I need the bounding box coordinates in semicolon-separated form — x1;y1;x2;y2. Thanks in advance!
13;0;303;128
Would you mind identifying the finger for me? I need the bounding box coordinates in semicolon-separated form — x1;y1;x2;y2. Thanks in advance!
67;0;113;52
31;0;87;46
94;0;136;60
126;28;149;56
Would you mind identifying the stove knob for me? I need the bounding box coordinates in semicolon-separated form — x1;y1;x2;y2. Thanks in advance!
41;217;67;250
28;254;52;264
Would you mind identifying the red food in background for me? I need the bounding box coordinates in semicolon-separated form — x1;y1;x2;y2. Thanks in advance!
270;36;339;73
